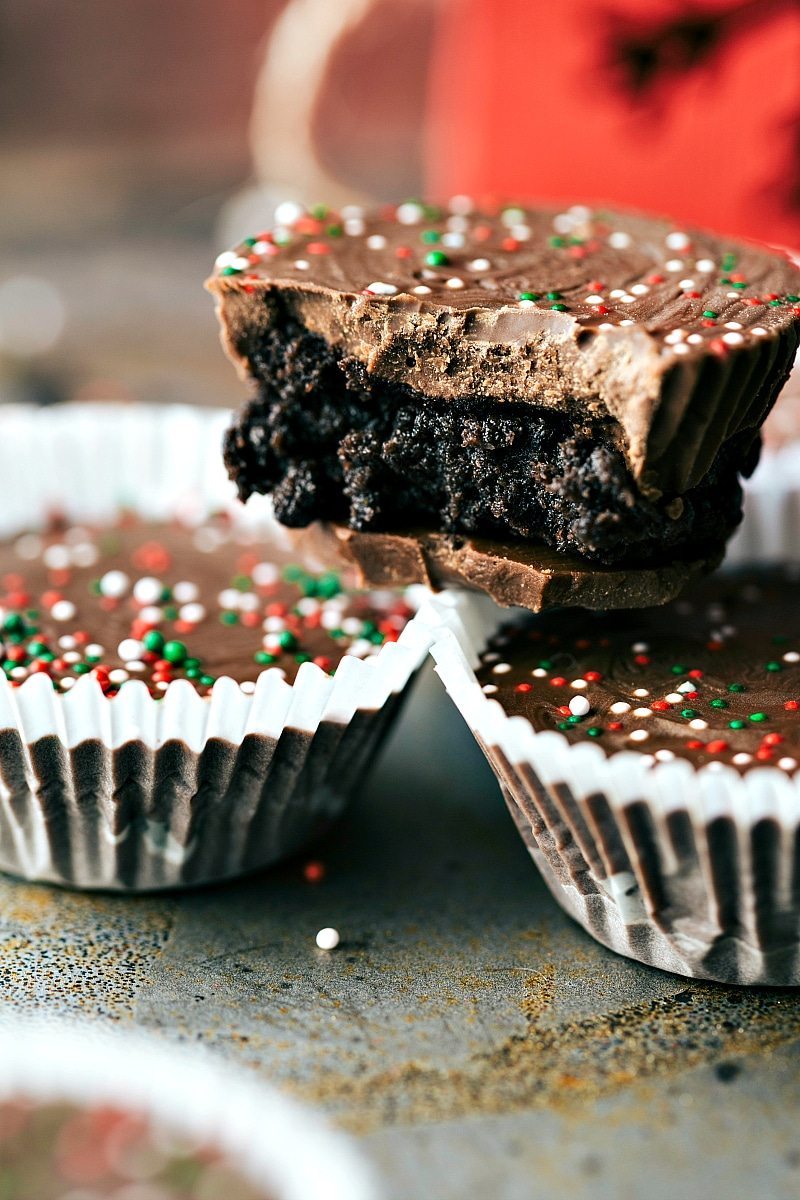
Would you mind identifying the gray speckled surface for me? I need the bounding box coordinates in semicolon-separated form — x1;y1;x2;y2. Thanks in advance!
1;667;799;1199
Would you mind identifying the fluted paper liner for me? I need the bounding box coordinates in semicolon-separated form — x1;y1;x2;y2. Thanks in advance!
0;404;430;890
427;588;800;986
0;1022;377;1200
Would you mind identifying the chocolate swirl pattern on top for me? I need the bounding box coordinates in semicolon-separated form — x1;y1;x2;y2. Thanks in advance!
476;567;800;773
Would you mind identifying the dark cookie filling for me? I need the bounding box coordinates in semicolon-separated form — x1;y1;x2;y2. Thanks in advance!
224;309;757;566
476;567;800;773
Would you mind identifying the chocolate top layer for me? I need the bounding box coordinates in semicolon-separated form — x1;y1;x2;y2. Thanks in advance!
0;515;414;698
476;567;800;773
208;200;800;493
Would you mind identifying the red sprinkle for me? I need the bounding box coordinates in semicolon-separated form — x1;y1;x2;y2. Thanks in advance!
686;740;704;751
707;740;728;754
651;700;671;712
584;670;603;683
634;654;650;666
550;676;567;687
303;861;325;884
515;683;533;693
763;732;784;746
784;700;799;711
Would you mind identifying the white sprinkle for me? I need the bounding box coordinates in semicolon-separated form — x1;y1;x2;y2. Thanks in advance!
689;719;708;730
59;677;75;691
252;241;272;255
173;581;199;603
469;258;491;271
413;285;432;295
632;642;650;653
446;277;465;289
629;729;649;743
58;635;77;650
620;319;635;326
179;602;206;624
492;662;512;675
126;660;146;673
586;294;605;305
263;616;286;634
633;707;652;718
655;749;675;762
215;250;239;269
778;758;797;772
240;681;256;695
608;231;631;249
666;231;690;250
568;205;592;221
501;207;526;226
633;688;649;698
252;562;279;587
671;344;690;355
695;259;715;272
726;291;741;300
138;605;162;624
569;695;590;717
553;213;576;234
315;927;340;951
219;588;241;610
733;753;752;766
42;544;70;570
341;204;365;220
230;256;250;271
630;283;650;295
14;534;43;560
510;224;531;241
62;651;81;664
238;592;260;613
723;331;744;346
570;679;588;689
118;639;144;661
447;215;470;233
664;329;686;344
293;260;310;271
610;702;631;714
598;323;614;331
518;300;536;309
133;577;163;606
366;234;387;250
677;681;696;693
449;194;474;214
687;333;704;344
296;598;320;617
665;259;684;272
99;570;129;599
344;218;365;236
274;200;304;226
532;668;547;678
108;669;129;685
366;281;398;295
71;542;99;568
482;683;498;694
751;326;768;336
609;288;626;299
678;279;696;290
620;294;637;304
155;681;170;692
50;600;76;622
784;651;800;663
396;202;424;225
724;321;743;330
442;232;466;249
85;643;104;659
9;667;27;681
666;693;683;704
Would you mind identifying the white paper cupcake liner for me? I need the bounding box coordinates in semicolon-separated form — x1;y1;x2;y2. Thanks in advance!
0;1021;378;1200
428;593;800;985
0;404;431;891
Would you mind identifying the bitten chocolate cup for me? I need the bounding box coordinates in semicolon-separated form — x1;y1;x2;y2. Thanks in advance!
0;403;431;890
427;579;800;987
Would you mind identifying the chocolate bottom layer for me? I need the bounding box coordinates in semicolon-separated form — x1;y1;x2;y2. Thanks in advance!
224;308;758;566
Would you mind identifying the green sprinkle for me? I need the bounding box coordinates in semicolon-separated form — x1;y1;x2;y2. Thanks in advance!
787;295;799;303
162;640;187;664
90;579;102;595
233;574;252;592
549;236;566;248
538;659;553;670
220;611;238;626
278;631;297;651
729;719;746;730
143;630;164;653
557;721;571;731
326;224;343;238
728;682;746;693
732;281;747;289
163;606;178;621
283;565;305;582
242;237;257;248
550;303;568;312
567;715;583;725
766;661;783;672
317;572;341;599
184;658;201;671
425;250;449;267
84;651;102;664
72;663;90;675
2;615;24;634
200;674;215;687
27;640;47;657
220;266;241;276
722;252;737;270
587;727;603;737
748;712;767;723
295;653;312;665
710;699;728;710
185;667;201;680
421;230;441;244
702;310;718;319
518;291;540;301
671;664;687;675
310;204;328;219
681;708;698;719
255;651;275;665
329;628;345;639
545;291;562;300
